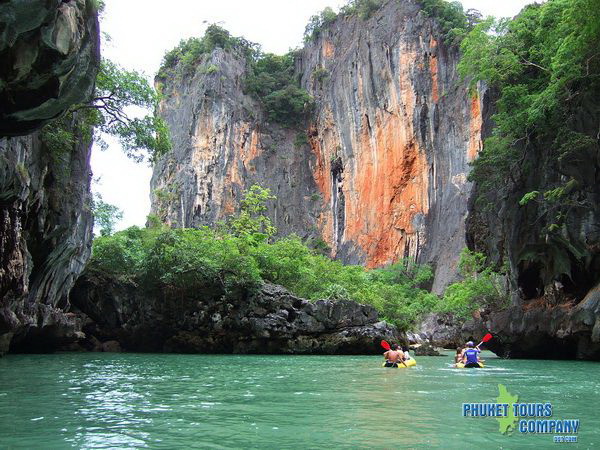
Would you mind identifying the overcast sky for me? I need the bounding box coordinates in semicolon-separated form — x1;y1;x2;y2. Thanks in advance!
93;0;535;231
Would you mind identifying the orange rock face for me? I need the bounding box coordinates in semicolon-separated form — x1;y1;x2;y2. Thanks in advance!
152;0;487;290
322;40;335;59
468;93;483;162
307;40;439;267
298;3;487;280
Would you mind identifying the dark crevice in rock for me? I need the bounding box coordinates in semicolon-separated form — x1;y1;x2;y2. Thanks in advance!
518;262;544;300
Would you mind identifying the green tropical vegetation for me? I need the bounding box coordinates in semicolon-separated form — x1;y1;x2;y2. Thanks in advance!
294;132;310;148
312;66;329;84
88;185;502;330
303;0;479;45
41;58;171;163
460;0;600;204
420;0;482;44
303;1;385;43
245;53;314;126
438;249;508;319
459;0;600;282
158;25;313;127
340;0;385;20
304;7;338;42
157;24;260;79
92;193;123;237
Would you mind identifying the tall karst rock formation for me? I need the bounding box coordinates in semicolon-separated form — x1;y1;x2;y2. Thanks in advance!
151;0;487;292
0;0;100;354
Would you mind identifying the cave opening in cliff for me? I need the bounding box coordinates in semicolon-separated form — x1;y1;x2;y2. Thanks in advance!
8;326;63;354
518;262;544;300
506;335;581;360
559;263;600;303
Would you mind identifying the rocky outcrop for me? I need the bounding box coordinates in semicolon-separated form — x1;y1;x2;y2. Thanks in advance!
0;1;99;355
0;117;95;355
151;0;486;293
415;294;600;359
410;341;442;356
71;276;400;354
476;287;600;359
413;313;464;348
0;0;100;136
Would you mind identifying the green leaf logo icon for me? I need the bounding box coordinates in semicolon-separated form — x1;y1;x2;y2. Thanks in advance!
497;384;519;434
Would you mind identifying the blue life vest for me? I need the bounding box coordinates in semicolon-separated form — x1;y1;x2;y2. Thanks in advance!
465;348;480;364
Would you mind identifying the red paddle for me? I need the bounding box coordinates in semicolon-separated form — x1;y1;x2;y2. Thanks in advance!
477;333;493;348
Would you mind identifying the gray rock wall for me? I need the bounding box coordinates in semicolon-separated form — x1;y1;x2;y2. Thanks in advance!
0;1;99;355
0;121;94;354
462;83;600;361
151;48;322;238
71;277;400;354
0;0;101;136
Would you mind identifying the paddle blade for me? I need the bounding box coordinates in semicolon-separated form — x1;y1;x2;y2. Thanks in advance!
482;333;493;343
381;340;391;350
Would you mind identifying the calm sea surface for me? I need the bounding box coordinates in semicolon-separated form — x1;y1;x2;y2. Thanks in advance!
1;352;598;448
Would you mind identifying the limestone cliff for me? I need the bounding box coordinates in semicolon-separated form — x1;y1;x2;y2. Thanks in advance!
0;121;95;354
0;0;101;136
0;0;100;355
151;0;485;293
463;99;600;361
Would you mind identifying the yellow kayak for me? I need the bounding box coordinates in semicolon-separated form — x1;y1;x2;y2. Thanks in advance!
456;362;485;368
382;358;417;368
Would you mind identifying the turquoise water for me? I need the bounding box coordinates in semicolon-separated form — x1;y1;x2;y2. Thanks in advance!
0;352;599;449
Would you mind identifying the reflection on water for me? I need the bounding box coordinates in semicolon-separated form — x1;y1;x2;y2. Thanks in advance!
0;352;599;448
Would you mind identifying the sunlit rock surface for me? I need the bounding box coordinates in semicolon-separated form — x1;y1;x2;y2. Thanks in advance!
151;0;486;293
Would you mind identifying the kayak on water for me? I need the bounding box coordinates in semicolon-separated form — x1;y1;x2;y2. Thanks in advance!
455;362;485;368
382;359;417;368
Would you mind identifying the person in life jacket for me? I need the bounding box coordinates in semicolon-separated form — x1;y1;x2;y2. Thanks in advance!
461;341;481;367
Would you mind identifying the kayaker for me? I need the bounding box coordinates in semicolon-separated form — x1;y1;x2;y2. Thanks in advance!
454;347;463;365
383;343;407;367
402;346;412;361
461;341;481;368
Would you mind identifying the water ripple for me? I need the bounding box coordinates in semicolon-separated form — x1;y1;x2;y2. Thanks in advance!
0;352;598;448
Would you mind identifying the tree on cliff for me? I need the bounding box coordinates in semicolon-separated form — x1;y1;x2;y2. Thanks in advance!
245;52;314;127
92;193;123;237
226;185;277;242
158;24;260;78
41;58;171;164
84;58;171;162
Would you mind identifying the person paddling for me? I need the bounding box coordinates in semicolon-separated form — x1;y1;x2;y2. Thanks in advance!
461;341;481;368
454;347;464;365
383;343;407;368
